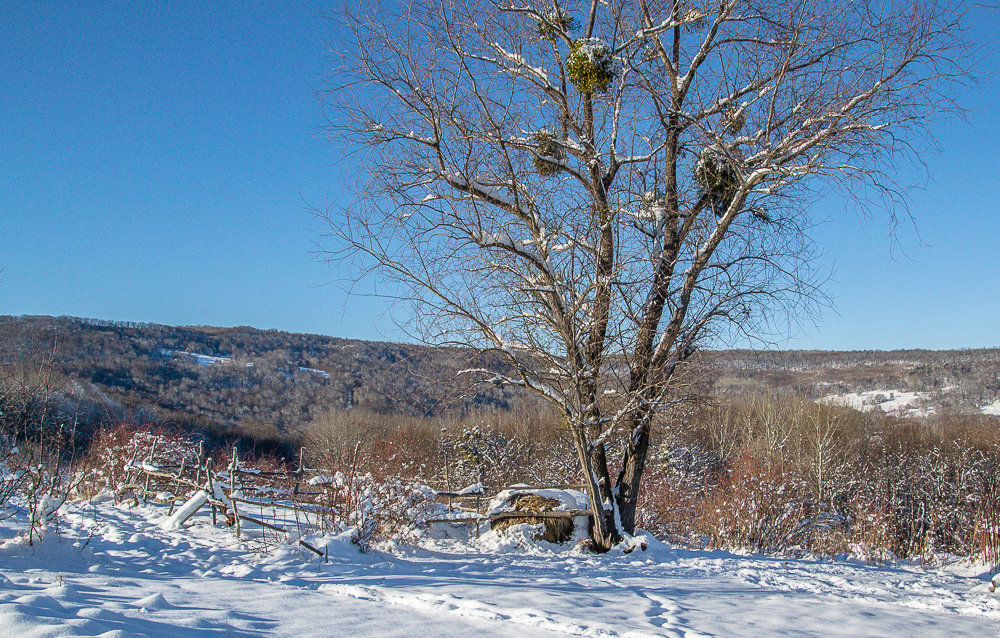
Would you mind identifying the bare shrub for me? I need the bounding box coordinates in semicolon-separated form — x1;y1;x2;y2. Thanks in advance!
0;357;89;543
79;423;203;498
695;454;815;554
637;393;1000;562
974;500;1000;571
637;460;707;543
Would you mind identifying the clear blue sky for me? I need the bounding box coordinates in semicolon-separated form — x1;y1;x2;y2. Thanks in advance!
1;1;998;350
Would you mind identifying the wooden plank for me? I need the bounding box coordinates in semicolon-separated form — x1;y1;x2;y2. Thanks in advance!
162;491;209;529
489;509;590;521
128;467;203;490
426;509;592;526
228;496;327;514
298;538;326;561
232;469;295;478
497;484;588;491
238;514;288;534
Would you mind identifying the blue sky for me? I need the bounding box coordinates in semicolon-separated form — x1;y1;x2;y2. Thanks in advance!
1;1;997;350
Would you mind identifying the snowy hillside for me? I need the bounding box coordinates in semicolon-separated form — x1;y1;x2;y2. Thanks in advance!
2;497;998;637
818;389;932;417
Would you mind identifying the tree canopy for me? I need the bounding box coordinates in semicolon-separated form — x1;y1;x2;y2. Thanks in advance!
322;0;972;549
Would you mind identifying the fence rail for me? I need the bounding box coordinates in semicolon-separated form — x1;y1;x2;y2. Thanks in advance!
117;443;591;552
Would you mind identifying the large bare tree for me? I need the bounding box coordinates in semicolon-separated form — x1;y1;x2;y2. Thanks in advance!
321;0;971;549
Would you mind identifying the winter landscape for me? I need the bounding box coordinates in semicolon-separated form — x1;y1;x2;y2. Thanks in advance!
2;494;998;638
4;0;1000;635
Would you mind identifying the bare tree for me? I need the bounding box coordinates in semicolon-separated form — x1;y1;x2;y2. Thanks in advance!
320;0;971;550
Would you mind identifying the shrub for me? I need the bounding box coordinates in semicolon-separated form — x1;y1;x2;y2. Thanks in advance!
695;453;815;553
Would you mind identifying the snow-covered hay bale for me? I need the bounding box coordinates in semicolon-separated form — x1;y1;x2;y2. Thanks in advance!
488;490;588;544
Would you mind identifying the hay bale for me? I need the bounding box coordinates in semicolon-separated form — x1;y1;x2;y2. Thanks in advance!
490;494;575;544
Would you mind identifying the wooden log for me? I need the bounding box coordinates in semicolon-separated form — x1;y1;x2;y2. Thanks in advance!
424;516;486;525
195;441;204;486
435;491;491;499
162;490;209;530
228;496;327;515
129;468;202;491
496;484;588;491
298;538;326;562
447;504;487;514
293;447;304;495
238;514;287;534
489;509;590;521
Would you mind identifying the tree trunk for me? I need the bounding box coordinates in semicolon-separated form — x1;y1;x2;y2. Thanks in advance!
615;415;651;535
571;425;621;551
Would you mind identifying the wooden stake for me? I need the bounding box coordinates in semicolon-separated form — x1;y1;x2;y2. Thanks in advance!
293;447;304;495
204;458;217;525
230;448;241;538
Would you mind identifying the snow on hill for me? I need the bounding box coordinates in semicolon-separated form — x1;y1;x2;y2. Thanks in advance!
818;389;933;417
160;349;237;367
160;349;332;379
1;497;997;637
980;399;1000;416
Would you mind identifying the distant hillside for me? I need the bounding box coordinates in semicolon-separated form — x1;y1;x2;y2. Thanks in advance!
2;315;998;444
0;315;525;441
706;348;1000;417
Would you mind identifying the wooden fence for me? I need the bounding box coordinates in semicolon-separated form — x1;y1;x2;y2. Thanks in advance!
114;443;591;552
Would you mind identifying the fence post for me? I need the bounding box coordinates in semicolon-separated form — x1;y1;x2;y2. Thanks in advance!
294;447;304;496
120;446;140;505
475;493;481;539
168;457;187;516
142;440;157;502
205;458;217;525
230;447;241;538
195;441;204;486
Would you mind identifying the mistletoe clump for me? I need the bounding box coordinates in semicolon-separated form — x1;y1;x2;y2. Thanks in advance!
567;38;616;94
531;129;565;176
536;8;578;41
694;146;739;212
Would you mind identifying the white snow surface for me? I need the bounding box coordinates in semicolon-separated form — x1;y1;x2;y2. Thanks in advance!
160;490;208;530
298;367;330;379
1;496;998;637
819;389;933;416
160;349;233;367
486;488;589;515
980;399;1000;416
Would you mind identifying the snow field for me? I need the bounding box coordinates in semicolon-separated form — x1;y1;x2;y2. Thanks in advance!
818;389;932;416
1;496;998;637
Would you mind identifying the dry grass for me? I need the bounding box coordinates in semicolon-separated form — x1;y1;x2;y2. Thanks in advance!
491;494;575;544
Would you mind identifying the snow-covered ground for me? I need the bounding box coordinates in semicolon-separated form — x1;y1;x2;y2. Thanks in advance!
981;399;1000;416
819;389;933;417
2;497;998;637
158;349;329;378
159;350;234;367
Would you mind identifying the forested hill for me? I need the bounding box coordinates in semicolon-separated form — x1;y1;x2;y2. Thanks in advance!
2;315;998;444
0;315;521;441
